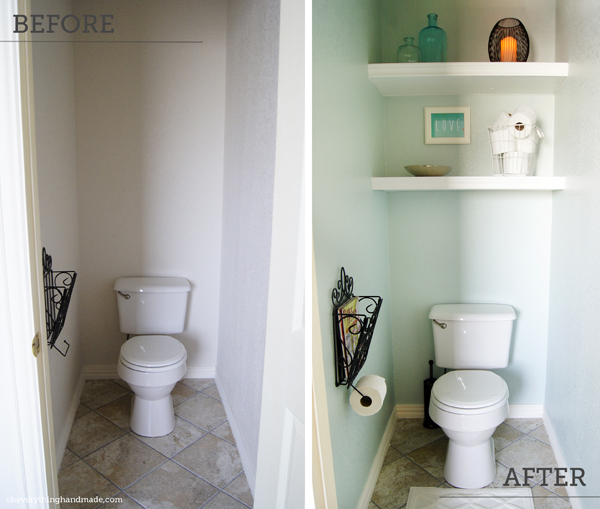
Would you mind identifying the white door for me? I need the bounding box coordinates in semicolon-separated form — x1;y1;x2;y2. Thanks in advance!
253;0;305;506
0;0;58;506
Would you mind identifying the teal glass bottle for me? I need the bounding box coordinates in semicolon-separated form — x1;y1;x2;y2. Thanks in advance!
396;37;421;63
418;13;447;62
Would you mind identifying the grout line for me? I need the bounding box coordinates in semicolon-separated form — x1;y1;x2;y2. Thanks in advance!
124;488;150;509
59;448;80;471
66;458;125;507
494;434;525;454
118;456;171;491
170;412;212;434
165;430;212;459
372;419;569;509
502;418;544;435
208;426;236;447
196;489;252;509
172;393;198;406
74;423;129;459
402;453;444;484
180;379;216;391
169;457;223;489
64;381;250;509
197;490;221;509
220;471;254;508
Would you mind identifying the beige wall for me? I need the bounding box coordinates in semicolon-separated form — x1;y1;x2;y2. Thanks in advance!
32;0;83;455
72;0;227;368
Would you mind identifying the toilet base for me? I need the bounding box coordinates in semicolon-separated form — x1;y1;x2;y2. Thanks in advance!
444;437;496;489
130;394;176;437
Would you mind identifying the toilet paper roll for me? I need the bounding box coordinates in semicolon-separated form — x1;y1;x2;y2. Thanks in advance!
350;375;387;416
492;156;503;176
490;128;517;155
508;105;537;139
493;109;511;128
516;136;537;153
502;152;529;175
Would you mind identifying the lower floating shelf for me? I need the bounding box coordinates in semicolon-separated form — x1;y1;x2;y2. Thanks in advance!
372;176;565;191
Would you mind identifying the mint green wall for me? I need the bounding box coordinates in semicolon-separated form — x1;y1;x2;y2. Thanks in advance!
388;191;552;404
546;1;600;504
384;95;555;177
313;0;396;506
380;0;557;407
384;94;555;405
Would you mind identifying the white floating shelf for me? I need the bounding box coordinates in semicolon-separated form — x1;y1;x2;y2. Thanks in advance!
368;62;569;96
372;176;566;191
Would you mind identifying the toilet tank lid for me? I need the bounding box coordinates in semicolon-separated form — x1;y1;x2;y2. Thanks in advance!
429;304;515;321
114;277;191;293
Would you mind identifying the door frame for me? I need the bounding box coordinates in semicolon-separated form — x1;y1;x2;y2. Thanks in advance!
0;0;59;505
311;246;338;509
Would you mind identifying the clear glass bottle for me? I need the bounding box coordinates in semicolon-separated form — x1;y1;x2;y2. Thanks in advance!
418;13;447;62
396;37;421;63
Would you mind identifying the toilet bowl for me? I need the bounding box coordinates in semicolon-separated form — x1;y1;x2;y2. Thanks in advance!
117;335;187;437
428;370;509;488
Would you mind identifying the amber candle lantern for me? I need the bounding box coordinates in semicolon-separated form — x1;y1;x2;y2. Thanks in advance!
488;18;529;62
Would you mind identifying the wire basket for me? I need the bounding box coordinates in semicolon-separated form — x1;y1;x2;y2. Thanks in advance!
487;124;542;177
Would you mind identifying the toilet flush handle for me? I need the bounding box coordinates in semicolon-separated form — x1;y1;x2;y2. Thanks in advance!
433;319;447;329
118;291;131;300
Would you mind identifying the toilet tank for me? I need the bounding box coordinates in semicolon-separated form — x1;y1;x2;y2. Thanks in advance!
114;277;191;334
429;304;516;369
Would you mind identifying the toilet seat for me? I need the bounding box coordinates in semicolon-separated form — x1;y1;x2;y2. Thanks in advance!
120;335;186;372
432;370;508;414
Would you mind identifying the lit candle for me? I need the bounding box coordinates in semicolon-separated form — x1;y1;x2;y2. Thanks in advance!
500;36;517;62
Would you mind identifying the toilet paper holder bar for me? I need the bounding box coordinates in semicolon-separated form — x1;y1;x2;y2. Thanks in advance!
42;247;77;357
332;267;383;389
350;384;372;408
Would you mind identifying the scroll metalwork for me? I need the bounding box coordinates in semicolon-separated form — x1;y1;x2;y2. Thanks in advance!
42;248;77;356
331;267;382;389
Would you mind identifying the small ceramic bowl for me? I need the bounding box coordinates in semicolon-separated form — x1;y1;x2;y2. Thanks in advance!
404;165;451;177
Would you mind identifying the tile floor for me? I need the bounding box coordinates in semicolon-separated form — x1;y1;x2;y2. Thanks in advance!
59;378;253;509
370;418;572;509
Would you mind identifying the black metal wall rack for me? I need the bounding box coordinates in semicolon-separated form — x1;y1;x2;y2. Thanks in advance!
42;248;77;356
331;267;382;391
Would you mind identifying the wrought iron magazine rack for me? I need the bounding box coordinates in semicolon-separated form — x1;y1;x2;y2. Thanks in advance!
42;248;77;356
331;267;382;391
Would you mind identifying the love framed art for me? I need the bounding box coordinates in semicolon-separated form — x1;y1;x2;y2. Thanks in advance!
424;106;470;145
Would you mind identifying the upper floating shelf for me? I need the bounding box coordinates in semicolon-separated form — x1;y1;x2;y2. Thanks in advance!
368;62;569;96
372;176;566;191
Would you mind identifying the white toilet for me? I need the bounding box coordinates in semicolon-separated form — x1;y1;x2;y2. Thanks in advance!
428;303;516;489
114;277;191;437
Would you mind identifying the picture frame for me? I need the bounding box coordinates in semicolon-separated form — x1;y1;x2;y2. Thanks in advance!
424;106;470;145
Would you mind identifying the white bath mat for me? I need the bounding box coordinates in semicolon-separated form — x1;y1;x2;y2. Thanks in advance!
406;487;534;509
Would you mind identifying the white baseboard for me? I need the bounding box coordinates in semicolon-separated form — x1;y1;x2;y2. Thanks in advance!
396;404;425;419
84;365;118;379
83;364;216;380
184;366;216;379
543;409;583;509
508;405;544;419
356;407;398;509
395;404;544;419
55;368;86;469
214;370;256;496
